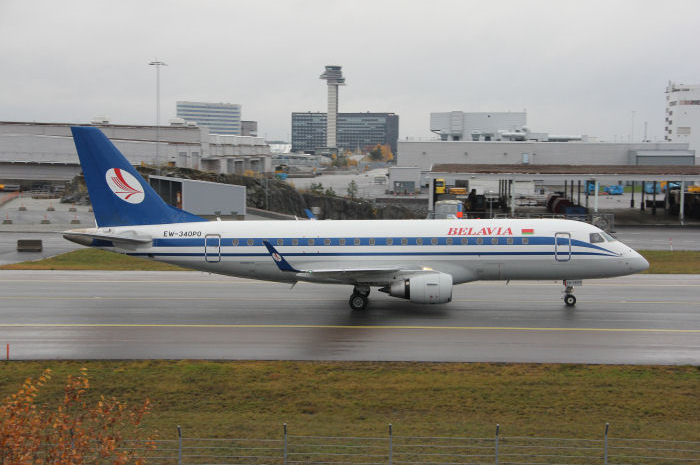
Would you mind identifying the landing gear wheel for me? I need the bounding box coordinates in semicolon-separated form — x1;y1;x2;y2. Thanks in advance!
349;292;368;311
564;294;576;307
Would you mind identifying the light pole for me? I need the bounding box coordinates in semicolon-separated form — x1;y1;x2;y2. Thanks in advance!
148;59;167;169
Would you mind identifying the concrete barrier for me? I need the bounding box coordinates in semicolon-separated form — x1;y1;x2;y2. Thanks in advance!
17;239;43;252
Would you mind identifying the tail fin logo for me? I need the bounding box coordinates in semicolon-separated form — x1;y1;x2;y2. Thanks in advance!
105;168;145;204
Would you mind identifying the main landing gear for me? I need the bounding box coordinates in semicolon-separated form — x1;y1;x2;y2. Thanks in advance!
563;280;578;307
349;286;370;311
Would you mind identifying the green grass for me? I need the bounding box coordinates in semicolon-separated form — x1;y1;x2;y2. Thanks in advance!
2;248;699;274
0;248;183;271
0;361;697;441
640;250;700;273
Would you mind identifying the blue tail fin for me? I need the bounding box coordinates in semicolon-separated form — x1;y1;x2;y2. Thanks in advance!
71;126;206;227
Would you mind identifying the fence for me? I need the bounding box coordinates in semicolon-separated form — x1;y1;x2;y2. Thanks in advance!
493;212;616;232
126;423;700;464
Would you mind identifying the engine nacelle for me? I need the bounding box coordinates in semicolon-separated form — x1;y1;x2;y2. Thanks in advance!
387;273;453;304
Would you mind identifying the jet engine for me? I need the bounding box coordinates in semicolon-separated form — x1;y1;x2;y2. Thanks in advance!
382;272;453;304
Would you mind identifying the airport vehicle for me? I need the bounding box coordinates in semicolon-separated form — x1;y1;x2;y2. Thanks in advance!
603;185;624;195
644;181;679;194
63;127;649;310
434;178;446;194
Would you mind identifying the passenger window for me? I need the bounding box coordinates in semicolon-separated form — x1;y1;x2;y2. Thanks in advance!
476;238;484;245
507;237;513;245
277;239;283;246
339;238;346;246
369;238;375;245
386;238;393;245
401;238;408;245
232;239;239;246
416;237;423;245
308;238;314;246
461;237;468;245
431;237;438;245
324;238;331;246
589;233;605;243
446;237;453;245
491;238;498;245
522;237;529;245
354;238;360;246
292;239;299;246
247;239;254;246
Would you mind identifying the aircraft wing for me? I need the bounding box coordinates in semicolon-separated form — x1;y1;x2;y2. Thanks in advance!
262;240;426;284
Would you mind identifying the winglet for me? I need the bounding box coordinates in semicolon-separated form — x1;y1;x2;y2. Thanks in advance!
262;240;301;272
303;208;317;220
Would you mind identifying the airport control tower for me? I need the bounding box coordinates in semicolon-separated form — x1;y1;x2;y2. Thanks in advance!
319;65;345;150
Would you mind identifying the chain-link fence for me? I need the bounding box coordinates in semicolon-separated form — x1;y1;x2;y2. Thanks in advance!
493;212;616;232
126;423;700;464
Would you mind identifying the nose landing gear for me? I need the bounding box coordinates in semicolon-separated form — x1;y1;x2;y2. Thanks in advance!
563;280;580;307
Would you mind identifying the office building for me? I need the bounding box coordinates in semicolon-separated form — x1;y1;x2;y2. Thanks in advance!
665;81;700;155
176;101;241;135
291;112;399;154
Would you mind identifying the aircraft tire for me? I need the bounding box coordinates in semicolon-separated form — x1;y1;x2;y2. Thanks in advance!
349;292;368;311
564;294;576;307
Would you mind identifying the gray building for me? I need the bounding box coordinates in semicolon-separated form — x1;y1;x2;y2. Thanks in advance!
176;101;242;135
431;111;527;141
150;175;245;218
241;120;258;137
0;121;272;183
291;112;399;154
397;140;695;171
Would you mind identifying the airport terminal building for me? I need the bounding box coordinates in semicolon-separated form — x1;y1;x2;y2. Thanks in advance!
0;121;272;184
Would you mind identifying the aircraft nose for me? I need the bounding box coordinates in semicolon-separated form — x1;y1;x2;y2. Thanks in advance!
628;250;649;273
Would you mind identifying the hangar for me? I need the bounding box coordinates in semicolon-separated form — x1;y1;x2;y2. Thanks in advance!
149;175;246;220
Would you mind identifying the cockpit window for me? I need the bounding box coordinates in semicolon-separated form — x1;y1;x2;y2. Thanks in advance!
601;231;617;242
589;233;605;243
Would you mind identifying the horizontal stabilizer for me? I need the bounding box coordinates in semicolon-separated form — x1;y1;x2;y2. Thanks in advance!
63;228;152;248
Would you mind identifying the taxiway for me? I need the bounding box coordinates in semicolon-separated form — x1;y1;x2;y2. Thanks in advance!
0;270;698;364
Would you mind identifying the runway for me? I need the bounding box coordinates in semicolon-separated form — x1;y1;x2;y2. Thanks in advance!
0;270;698;364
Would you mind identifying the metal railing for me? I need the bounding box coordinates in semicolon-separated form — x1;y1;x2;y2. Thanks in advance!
493;212;616;232
123;423;700;464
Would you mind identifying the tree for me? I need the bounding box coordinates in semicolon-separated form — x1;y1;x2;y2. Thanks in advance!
309;182;324;195
324;187;336;197
346;180;358;199
0;369;154;464
369;144;383;161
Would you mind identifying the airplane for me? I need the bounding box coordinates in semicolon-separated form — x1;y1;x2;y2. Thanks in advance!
64;127;649;311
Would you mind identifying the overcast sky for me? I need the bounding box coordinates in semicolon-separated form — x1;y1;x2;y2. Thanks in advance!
1;0;699;142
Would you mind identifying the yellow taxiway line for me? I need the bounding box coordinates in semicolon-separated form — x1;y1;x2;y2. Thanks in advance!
0;323;697;333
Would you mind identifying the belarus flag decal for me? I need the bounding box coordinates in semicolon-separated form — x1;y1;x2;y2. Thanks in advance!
521;228;534;235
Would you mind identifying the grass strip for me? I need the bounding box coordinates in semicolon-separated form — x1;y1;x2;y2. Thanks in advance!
0;361;697;441
0;248;183;271
639;250;700;273
2;248;699;273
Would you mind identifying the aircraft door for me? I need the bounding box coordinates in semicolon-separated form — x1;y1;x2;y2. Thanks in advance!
554;232;571;262
205;234;221;263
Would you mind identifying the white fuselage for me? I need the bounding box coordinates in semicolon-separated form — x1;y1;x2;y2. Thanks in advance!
70;218;649;286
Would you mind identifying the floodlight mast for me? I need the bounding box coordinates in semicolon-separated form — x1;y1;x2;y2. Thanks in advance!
149;60;167;170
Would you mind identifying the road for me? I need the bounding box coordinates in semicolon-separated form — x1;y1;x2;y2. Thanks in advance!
0;271;697;364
